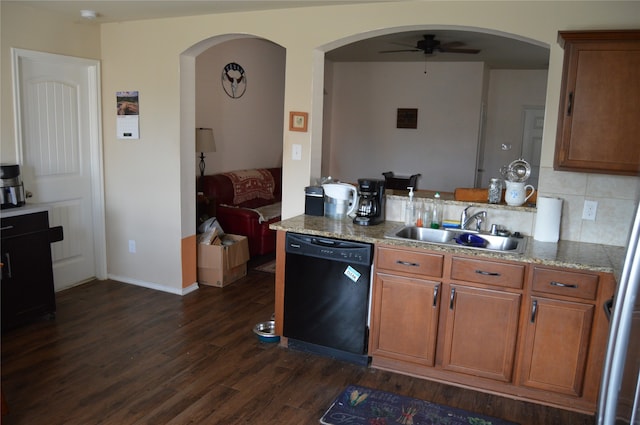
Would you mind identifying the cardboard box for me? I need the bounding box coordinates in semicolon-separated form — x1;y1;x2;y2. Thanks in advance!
197;234;250;287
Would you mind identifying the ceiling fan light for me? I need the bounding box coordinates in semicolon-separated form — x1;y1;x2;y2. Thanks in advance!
80;10;97;20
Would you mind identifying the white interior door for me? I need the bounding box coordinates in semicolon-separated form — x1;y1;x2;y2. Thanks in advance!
12;49;106;290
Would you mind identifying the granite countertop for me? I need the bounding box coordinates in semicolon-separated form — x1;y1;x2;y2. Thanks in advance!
271;214;626;281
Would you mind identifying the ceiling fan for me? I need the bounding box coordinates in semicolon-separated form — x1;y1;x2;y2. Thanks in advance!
380;34;481;55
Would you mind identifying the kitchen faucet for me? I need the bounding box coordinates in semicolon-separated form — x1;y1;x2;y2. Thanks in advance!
460;206;487;232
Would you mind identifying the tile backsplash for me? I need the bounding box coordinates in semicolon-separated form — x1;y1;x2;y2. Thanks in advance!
537;167;639;246
385;166;640;247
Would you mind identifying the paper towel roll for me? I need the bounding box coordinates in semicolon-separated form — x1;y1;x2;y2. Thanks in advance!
534;196;563;242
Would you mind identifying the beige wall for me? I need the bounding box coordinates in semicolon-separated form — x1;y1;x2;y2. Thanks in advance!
326;60;484;191
0;2;101;162
195;38;285;174
3;1;640;292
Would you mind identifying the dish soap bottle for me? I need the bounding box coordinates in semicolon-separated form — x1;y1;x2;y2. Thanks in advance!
405;187;415;226
430;192;442;229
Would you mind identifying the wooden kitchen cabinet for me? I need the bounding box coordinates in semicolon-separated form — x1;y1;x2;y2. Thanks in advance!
370;273;440;366
518;266;602;400
554;30;640;175
441;284;521;382
370;246;443;367
440;256;523;382
519;296;594;396
368;245;615;413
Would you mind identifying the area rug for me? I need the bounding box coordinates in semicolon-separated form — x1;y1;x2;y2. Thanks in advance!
320;385;519;425
254;259;276;273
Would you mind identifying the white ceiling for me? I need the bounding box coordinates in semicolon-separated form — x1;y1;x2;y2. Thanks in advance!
11;0;397;23
10;1;550;69
325;30;550;69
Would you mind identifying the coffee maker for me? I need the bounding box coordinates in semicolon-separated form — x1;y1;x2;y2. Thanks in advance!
353;178;385;226
1;164;26;210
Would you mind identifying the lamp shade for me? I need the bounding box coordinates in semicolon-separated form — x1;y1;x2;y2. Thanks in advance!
195;128;216;152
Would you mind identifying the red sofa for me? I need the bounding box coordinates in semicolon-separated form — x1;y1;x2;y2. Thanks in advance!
199;168;282;257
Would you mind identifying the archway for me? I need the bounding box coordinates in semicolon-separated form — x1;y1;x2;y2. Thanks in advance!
179;34;285;288
315;26;549;191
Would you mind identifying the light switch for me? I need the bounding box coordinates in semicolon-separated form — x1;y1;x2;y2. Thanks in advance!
292;144;302;161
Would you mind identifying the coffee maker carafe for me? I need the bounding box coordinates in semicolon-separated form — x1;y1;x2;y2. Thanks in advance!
353;178;385;226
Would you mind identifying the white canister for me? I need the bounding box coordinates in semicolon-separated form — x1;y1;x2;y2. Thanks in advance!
504;181;535;206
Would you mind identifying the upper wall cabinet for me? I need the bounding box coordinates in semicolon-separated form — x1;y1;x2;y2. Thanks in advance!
554;30;640;175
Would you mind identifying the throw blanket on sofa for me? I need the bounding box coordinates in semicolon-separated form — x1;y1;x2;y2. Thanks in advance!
222;169;275;204
220;202;282;223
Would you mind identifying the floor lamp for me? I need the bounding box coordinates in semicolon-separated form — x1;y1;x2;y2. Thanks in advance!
196;127;216;177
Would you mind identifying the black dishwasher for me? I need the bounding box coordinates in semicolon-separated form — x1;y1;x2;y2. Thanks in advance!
283;232;373;365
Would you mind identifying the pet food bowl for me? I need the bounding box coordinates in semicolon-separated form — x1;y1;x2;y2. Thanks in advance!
253;320;280;343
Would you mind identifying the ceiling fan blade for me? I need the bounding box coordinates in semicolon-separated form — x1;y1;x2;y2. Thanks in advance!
389;42;420;49
439;47;481;54
440;41;465;49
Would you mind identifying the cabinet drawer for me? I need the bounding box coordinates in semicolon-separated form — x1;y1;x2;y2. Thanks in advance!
376;246;444;278
1;211;49;239
450;257;525;289
531;267;599;300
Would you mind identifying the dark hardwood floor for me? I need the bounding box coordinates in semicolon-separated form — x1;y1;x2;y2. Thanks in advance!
1;259;596;425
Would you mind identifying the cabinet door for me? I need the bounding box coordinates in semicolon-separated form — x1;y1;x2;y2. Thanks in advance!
441;284;521;382
519;296;594;396
1;232;56;329
370;273;440;366
555;31;640;175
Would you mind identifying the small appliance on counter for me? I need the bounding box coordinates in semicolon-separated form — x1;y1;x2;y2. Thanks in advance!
1;164;26;210
304;185;324;216
354;178;385;226
322;182;358;219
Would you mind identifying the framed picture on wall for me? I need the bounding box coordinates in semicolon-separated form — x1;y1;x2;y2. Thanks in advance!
397;108;418;129
289;111;308;132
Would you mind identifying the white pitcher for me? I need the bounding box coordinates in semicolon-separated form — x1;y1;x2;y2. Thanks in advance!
504;181;535;206
322;183;358;218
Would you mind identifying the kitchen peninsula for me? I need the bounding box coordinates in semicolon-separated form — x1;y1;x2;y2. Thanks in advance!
271;213;624;414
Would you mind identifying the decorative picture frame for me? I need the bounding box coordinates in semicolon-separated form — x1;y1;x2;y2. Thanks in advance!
397;108;418;129
289;111;308;132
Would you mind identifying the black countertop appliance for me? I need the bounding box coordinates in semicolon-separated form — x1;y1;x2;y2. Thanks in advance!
353;178;385;226
1;164;26;209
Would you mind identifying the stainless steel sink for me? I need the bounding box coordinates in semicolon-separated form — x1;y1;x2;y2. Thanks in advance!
384;225;527;254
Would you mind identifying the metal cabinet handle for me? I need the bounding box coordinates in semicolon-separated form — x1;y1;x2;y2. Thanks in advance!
396;260;419;267
449;288;456;310
603;297;613;321
433;284;439;308
1;225;14;231
550;281;578;289
475;269;501;277
3;252;12;279
567;92;573;116
530;299;538;323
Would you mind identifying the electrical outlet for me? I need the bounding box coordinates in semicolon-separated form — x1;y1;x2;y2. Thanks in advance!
292;144;302;161
128;239;136;253
582;200;598;221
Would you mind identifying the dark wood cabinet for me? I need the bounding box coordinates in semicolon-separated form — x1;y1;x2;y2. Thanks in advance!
1;211;60;330
554;30;640;175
